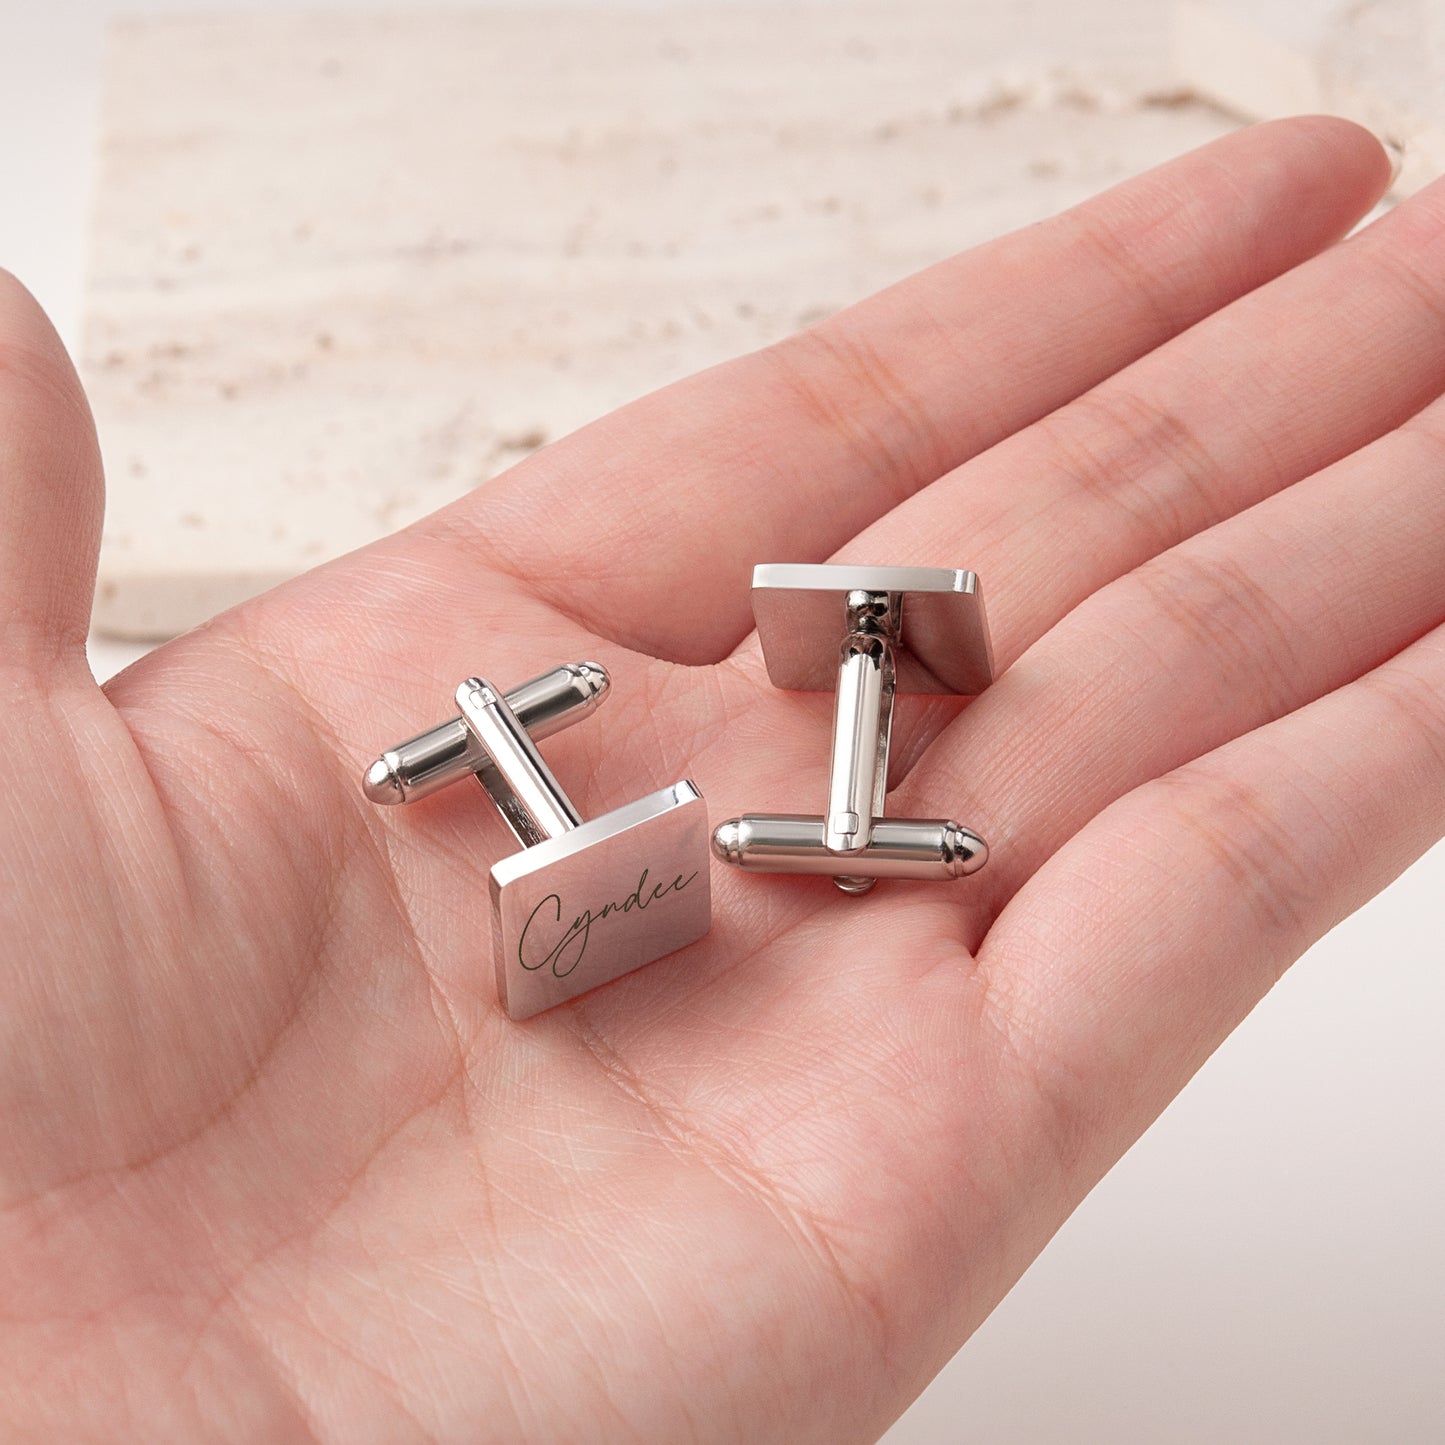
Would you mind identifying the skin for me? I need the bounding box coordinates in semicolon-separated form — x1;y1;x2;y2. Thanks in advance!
1;116;1442;1442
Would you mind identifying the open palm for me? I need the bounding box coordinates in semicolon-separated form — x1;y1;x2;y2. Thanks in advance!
4;118;1443;1442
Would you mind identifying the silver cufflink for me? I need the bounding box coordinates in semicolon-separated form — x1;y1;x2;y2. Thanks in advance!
363;662;711;1020
712;564;994;893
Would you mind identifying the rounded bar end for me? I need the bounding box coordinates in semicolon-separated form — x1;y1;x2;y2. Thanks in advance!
570;662;611;707
711;818;747;866
943;823;988;877
363;756;404;805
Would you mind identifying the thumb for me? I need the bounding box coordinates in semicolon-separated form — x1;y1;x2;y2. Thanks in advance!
0;270;103;672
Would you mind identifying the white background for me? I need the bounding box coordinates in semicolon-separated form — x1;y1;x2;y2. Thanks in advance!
2;3;1441;1441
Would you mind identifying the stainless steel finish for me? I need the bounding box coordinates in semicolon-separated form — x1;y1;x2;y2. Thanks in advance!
714;562;994;889
491;782;711;1021
363;660;711;1021
456;679;583;847
711;815;987;879
364;662;608;804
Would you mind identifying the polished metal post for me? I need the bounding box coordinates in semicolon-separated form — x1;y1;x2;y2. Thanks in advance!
455;678;583;848
825;630;893;854
364;662;608;805
824;590;898;892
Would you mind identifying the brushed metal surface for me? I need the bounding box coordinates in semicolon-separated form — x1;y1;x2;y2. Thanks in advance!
490;782;711;1020
751;563;993;695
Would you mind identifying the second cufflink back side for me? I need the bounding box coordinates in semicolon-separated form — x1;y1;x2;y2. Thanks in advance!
712;563;994;892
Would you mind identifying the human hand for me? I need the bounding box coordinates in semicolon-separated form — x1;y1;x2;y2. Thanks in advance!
2;117;1441;1442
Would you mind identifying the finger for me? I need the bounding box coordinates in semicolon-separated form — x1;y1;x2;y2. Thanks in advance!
975;621;1445;1197
894;390;1445;932
0;271;104;669
431;117;1389;663
846;167;1445;682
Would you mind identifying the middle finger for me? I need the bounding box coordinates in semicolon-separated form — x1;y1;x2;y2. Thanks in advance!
899;385;1445;936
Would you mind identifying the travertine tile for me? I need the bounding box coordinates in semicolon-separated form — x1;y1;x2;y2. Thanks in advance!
1175;0;1444;196
85;4;1234;637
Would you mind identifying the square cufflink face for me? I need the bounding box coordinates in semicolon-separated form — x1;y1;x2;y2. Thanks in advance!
750;563;994;695
488;782;712;1021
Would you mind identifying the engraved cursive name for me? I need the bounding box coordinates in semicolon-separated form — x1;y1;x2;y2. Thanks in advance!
518;867;700;978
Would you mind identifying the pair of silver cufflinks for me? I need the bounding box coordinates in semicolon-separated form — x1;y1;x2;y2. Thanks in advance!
363;564;993;1020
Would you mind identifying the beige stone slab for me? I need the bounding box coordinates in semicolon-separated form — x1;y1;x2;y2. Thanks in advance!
84;4;1234;638
1175;0;1445;196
